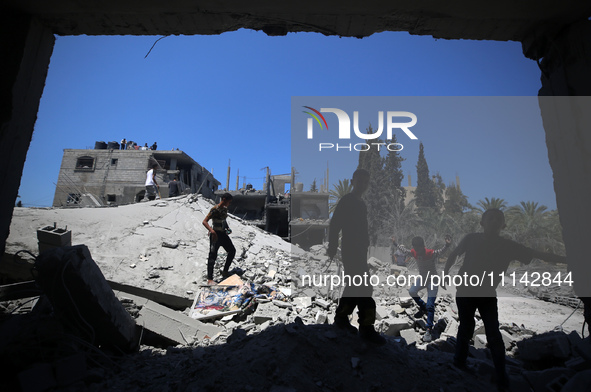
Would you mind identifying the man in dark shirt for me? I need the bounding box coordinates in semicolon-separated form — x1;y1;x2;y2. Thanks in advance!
444;208;566;390
168;177;180;197
202;193;236;285
328;168;385;345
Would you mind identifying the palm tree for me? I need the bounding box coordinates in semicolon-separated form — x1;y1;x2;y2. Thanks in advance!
506;201;553;251
329;179;353;214
474;197;508;213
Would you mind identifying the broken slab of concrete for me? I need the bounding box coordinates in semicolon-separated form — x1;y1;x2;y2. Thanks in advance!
0;280;41;301
108;280;192;310
135;297;221;344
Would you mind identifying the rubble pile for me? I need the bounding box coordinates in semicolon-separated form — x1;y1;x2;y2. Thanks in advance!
1;195;589;391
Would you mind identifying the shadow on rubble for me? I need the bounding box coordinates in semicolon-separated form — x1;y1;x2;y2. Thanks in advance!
3;298;591;392
0;305;498;392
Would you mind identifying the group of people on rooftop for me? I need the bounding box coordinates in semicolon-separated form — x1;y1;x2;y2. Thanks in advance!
121;138;157;151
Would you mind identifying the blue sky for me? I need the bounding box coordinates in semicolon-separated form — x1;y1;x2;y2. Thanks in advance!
18;29;555;209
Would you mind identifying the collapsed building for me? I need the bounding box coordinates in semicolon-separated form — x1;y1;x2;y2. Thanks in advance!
52;142;220;207
215;171;329;249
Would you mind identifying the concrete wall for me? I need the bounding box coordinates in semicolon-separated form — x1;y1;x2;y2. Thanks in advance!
0;14;54;256
52;149;220;206
53;149;156;206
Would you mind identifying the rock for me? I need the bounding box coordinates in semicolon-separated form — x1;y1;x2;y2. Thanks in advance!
383;319;412;336
517;332;571;362
400;329;418;345
315;311;327;324
474;334;487;349
162;240;179;249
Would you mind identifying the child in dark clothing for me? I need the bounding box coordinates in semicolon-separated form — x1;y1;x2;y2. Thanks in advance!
392;235;451;342
444;208;566;390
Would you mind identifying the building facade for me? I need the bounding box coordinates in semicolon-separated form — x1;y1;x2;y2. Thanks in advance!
52;146;220;207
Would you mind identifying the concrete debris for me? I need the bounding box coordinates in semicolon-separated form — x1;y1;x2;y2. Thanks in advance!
3;195;589;391
161;240;179;249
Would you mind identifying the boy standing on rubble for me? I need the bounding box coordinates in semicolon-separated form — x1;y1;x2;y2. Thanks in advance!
203;193;236;285
444;208;566;390
328;168;386;345
391;234;451;342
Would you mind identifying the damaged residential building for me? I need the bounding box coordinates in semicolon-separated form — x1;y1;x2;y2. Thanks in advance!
52;142;221;207
216;171;329;249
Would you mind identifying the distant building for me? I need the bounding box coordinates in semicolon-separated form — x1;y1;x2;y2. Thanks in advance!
52;143;220;207
214;171;329;249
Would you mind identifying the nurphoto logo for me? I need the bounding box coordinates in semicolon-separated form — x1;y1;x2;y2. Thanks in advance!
303;106;418;152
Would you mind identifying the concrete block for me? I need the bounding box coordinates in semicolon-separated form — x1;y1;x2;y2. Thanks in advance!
415;319;427;330
37;225;72;247
474;334;488;349
383;319;412;336
315;311;328;324
253;302;278;324
517;332;571;362
400;328;418;345
314;298;331;309
272;300;292;309
522;368;575;392
375;305;390;320
137;299;221;344
444;318;459;338
399;297;414;307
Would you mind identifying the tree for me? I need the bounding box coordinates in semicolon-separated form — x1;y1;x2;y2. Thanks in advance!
444;182;471;214
358;125;387;246
329;179;353;214
505;201;556;252
383;133;406;211
414;143;438;211
475;197;508;213
309;179;318;192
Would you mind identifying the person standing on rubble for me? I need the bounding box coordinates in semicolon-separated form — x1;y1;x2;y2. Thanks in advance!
144;163;159;201
202;193;236;285
444;208;566;391
391;235;451;343
327;168;386;345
